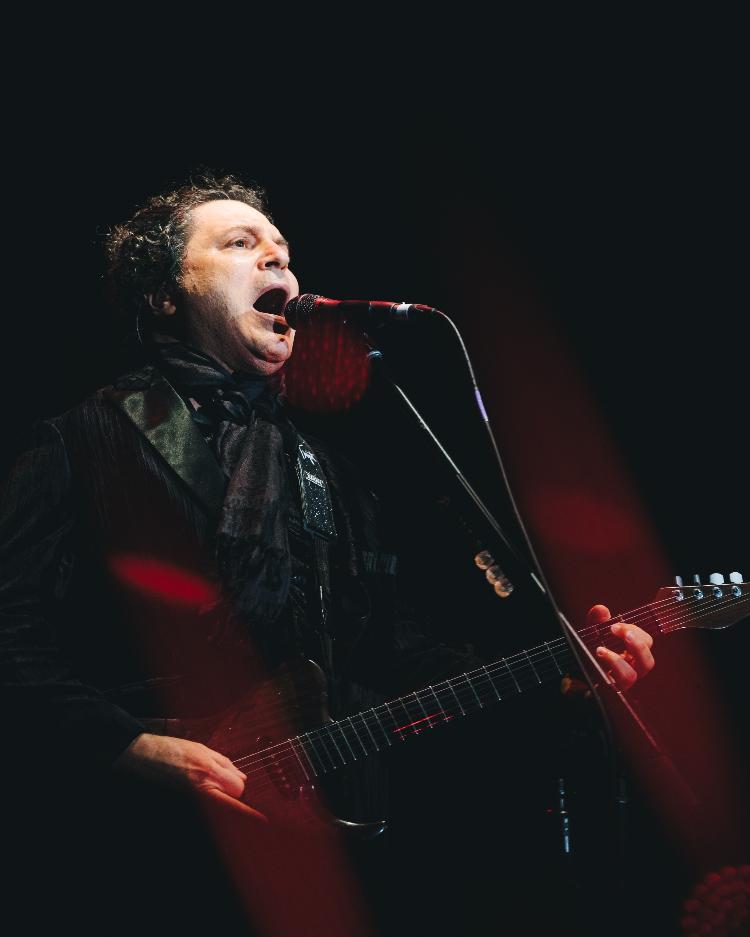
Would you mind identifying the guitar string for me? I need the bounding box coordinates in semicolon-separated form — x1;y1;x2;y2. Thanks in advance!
227;635;690;802
229;592;750;785
227;589;682;769
230;599;750;806
226;586;743;774
230;589;750;786
228;590;749;776
226;588;708;778
229;654;580;801
227;586;745;771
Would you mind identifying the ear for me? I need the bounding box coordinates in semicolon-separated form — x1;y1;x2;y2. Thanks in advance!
146;284;178;317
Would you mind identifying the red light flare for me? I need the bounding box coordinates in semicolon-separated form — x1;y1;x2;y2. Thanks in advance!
392;712;450;734
208;808;377;937
446;212;746;874
284;313;372;412
109;554;218;606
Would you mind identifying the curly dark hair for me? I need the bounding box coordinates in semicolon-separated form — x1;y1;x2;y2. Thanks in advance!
105;172;271;326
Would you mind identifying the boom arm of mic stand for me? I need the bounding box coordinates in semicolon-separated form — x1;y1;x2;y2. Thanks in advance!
367;320;699;809
427;312;701;809
366;349;546;596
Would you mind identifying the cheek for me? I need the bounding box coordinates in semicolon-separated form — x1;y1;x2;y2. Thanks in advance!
180;258;211;295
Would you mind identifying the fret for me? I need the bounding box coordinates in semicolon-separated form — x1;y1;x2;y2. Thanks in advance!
383;702;401;739
302;730;328;774
502;658;522;693
482;665;502;701
396;695;420;734
323;724;347;766
356;712;380;752
336;721;359;762
427;685;450;722
445;678;466;715
412;691;433;725
523;649;542;684
289;738;312;782
370;707;392;747
435;681;462;717
544;641;563;675
463;673;484;709
346;715;369;756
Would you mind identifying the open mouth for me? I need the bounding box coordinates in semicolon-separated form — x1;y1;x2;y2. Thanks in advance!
253;287;291;333
253;287;288;316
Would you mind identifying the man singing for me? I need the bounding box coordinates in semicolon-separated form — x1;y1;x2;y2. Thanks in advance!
0;174;655;936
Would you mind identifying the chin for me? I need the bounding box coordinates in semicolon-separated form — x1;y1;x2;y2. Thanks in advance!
239;350;287;377
263;338;294;365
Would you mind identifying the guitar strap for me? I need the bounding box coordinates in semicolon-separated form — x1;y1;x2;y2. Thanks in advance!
291;433;338;696
294;435;337;542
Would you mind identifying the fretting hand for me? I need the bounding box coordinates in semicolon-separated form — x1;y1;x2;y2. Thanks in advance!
588;603;655;691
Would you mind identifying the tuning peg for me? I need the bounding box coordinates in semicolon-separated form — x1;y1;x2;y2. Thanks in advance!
709;573;725;585
692;574;702;585
474;550;494;570
483;564;514;598
493;578;514;598
674;575;684;587
729;571;744;584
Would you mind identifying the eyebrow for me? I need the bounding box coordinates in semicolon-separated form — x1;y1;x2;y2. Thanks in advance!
223;224;290;251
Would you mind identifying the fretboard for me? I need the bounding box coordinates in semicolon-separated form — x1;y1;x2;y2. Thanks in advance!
280;581;750;779
294;606;656;777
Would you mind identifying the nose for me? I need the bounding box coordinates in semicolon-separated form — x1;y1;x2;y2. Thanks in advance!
258;238;290;271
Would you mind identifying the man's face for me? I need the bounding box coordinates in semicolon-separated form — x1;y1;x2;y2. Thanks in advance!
175;199;299;375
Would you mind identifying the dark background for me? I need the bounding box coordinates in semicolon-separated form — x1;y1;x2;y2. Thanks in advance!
3;57;747;935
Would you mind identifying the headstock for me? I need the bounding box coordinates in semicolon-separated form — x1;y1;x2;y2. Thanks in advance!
652;571;750;633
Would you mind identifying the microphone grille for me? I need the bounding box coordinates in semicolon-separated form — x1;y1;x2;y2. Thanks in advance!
284;293;320;328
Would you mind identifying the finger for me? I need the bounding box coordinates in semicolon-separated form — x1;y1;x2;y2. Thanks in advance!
623;629;655;676
587;604;611;628
596;646;637;691
212;750;247;776
610;622;654;649
201;786;269;824
207;762;247;799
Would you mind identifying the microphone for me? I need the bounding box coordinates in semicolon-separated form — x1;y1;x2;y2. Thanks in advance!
282;293;440;330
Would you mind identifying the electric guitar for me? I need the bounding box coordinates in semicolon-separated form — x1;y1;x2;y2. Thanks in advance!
188;573;749;836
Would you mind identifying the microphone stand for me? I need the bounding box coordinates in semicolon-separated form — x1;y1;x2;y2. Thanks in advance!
363;313;699;907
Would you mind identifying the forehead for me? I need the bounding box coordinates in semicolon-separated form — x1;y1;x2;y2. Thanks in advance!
186;199;278;241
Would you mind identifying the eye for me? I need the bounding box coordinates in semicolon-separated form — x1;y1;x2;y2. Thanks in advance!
230;238;248;248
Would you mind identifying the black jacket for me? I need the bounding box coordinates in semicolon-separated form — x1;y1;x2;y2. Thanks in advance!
0;365;474;778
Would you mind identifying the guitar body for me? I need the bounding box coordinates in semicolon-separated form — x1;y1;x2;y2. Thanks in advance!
198;658;386;838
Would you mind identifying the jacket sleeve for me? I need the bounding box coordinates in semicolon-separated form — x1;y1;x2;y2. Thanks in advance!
0;420;146;773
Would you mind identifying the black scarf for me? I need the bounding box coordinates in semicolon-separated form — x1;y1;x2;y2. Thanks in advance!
151;337;367;668
152;337;298;653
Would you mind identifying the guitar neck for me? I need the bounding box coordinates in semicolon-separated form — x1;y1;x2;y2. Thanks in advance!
287;582;750;779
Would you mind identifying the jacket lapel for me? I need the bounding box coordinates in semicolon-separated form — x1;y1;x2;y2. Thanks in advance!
104;367;226;516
